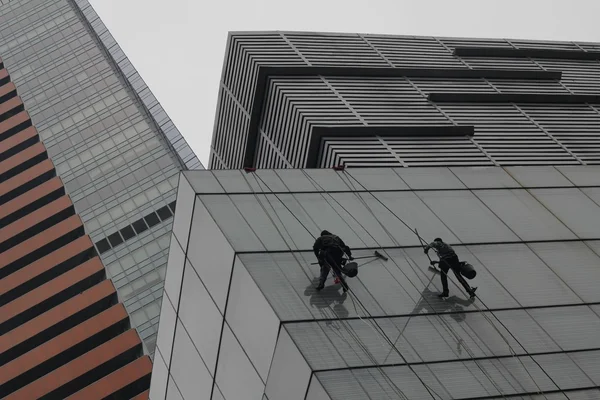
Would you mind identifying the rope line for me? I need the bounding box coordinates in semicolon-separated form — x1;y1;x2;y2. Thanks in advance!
338;169;562;398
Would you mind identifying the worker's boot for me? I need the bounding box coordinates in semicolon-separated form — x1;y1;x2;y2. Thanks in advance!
438;291;449;298
316;281;325;291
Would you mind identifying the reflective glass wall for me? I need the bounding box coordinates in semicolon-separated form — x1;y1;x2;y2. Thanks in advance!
0;0;201;354
152;167;600;399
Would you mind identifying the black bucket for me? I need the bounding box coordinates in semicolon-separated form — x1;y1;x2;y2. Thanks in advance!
460;262;476;280
343;262;358;278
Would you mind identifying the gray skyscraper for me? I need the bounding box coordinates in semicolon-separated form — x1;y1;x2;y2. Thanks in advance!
0;0;201;355
150;32;600;399
210;32;600;170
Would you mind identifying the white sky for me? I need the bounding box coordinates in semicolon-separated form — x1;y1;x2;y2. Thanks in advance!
89;0;600;167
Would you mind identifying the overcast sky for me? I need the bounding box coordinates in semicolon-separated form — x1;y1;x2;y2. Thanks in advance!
89;0;600;167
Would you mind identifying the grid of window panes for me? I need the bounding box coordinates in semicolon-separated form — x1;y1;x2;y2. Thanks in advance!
154;167;600;399
0;0;197;355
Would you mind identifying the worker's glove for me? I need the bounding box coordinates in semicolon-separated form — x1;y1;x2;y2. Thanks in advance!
424;248;429;254
348;256;354;261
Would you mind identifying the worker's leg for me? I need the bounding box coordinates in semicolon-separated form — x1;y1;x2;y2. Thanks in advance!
452;268;472;293
449;258;476;297
438;260;451;297
317;261;330;290
325;252;348;291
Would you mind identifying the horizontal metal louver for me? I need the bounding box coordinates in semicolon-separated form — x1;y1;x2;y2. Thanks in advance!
285;33;389;67
212;32;600;169
362;35;465;69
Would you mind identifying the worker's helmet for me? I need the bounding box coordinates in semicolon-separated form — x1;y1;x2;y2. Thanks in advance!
321;230;332;236
434;237;442;242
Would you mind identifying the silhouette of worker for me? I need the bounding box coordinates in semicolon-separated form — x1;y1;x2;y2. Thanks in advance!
424;238;477;298
313;230;353;291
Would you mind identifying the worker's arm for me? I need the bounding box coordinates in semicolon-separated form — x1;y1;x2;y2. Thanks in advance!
338;237;353;259
424;241;438;254
313;237;323;258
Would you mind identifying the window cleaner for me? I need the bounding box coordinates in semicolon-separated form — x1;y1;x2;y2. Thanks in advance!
424;238;477;298
312;230;354;292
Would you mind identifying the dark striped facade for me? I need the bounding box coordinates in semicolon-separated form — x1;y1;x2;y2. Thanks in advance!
209;32;600;169
0;59;150;398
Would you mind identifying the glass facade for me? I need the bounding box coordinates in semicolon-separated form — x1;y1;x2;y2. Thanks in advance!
152;167;600;399
0;0;201;355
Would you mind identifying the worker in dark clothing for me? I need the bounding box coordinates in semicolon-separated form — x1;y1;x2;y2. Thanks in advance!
313;230;353;291
424;238;477;298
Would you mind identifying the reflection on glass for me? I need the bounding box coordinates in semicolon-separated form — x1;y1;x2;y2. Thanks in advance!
450;167;521;189
345;168;409;191
506;166;574;187
530;188;600;238
474;189;576;241
468;243;580;307
418;190;519;243
394;167;466;190
530;241;600;302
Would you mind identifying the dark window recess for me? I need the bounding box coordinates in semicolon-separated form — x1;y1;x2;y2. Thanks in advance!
169;201;176;213
107;232;124;247
156;205;172;221
120;225;136;241
144;212;160;228
132;218;148;234
95;239;111;254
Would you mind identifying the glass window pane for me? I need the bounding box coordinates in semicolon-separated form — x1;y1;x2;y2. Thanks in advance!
216;324;265;400
534;353;594;390
506;166;574;187
375;191;459;247
530;241;600;302
412;356;558;398
468;244;580;307
187;200;236;310
182;170;224;194
228;258;280;381
172;176;195;248
250;169;288;192
317;367;430;400
166;376;184;400
212;170;252;192
275;170;319;192
474;189;576;241
394;167;466;190
170;320;213;400
493;309;560;354
178;260;223;374
569;350;600;386
163;234;185;303
304;169;352;191
229;194;292;251
557;165;600;186
581;187;600;207
306;377;331;400
450;167;521;189
264;328;312;400
530;188;600;238
418;191;519;243
149;349;169;400
345;168;409;191
156;294;177;363
199;194;265;252
530;306;600;350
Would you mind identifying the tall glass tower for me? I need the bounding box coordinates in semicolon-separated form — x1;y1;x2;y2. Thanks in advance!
0;0;201;356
